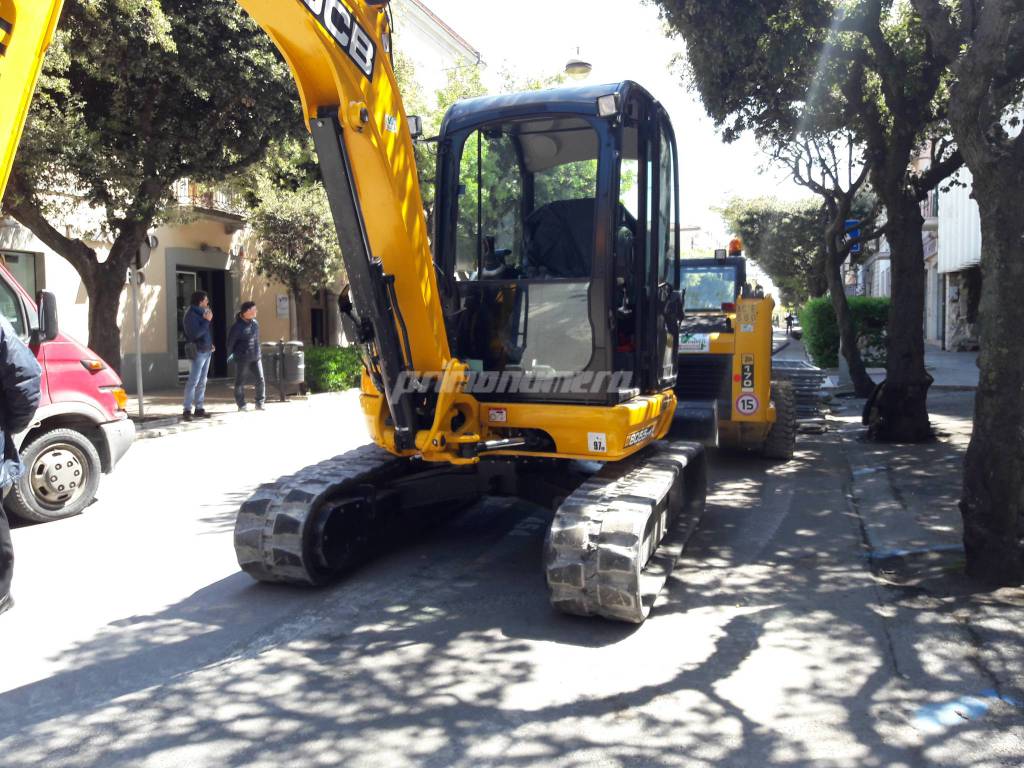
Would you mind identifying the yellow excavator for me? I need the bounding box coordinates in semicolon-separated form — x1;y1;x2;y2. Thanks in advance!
2;0;707;624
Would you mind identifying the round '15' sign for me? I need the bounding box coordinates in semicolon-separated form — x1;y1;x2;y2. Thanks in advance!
736;393;760;416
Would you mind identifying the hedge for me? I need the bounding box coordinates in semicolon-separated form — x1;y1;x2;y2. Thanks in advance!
798;296;889;368
303;346;363;392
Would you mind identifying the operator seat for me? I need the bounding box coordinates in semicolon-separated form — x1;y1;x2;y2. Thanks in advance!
522;198;595;278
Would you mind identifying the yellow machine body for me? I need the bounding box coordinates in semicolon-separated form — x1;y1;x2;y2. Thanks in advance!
359;370;677;465
236;0;678;467
678;291;779;448
0;0;64;199
708;296;778;446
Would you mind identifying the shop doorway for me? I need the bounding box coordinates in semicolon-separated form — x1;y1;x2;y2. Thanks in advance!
310;307;325;347
176;268;228;378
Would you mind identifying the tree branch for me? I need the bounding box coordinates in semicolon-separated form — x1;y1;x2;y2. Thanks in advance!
2;172;97;279
911;148;964;199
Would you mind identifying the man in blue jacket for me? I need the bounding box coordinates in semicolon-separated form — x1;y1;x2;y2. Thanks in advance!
227;301;265;411
0;314;43;617
182;291;215;421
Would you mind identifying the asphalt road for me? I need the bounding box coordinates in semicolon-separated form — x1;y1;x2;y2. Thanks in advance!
0;391;1019;767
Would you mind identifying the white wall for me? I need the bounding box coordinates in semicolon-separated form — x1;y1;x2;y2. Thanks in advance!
938;168;982;275
390;0;480;96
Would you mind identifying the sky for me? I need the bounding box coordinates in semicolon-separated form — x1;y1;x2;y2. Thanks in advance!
418;0;810;245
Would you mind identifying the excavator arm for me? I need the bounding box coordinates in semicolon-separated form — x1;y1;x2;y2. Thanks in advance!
0;0;64;199
0;0;448;455
237;0;456;454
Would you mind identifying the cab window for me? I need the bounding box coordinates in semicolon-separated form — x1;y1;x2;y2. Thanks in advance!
0;278;26;338
451;116;600;378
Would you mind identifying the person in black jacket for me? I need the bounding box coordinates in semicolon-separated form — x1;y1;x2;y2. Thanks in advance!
0;315;43;617
182;291;215;421
227;301;265;411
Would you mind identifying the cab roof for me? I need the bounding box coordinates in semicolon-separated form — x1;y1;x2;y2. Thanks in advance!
439;81;660;172
439;80;656;137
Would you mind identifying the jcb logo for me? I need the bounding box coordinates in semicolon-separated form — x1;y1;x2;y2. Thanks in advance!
302;0;376;80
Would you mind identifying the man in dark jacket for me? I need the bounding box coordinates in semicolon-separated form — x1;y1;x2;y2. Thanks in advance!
227;301;265;411
0;315;43;617
182;291;214;421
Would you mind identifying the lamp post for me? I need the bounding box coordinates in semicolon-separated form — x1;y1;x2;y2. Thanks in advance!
131;234;158;418
564;47;592;79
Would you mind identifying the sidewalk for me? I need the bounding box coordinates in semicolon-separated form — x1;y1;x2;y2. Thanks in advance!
817;344;979;391
774;337;1024;730
780;333;978;580
125;378;311;439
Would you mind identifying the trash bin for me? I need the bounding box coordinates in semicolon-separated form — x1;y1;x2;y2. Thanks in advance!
282;341;305;390
260;341;305;400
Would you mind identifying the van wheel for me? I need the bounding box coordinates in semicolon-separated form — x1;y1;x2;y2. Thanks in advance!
4;428;102;523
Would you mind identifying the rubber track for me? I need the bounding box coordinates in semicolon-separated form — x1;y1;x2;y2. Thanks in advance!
234;444;403;585
544;441;705;623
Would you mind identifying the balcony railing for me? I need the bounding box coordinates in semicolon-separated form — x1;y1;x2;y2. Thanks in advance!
173;179;245;218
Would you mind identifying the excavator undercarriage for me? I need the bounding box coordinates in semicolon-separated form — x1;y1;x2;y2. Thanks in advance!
236;438;705;624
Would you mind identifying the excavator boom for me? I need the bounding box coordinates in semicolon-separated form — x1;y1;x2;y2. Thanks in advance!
237;0;452;452
0;0;64;200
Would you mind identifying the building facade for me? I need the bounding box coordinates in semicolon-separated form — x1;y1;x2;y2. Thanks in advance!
936;172;981;350
0;2;480;393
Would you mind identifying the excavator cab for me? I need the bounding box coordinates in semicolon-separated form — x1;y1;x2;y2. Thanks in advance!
434;82;683;407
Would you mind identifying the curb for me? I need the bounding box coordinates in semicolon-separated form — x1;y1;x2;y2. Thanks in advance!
835;421;965;581
133;398;312;440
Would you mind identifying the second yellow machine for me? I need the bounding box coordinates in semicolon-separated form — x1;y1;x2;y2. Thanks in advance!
674;243;797;459
228;0;707;623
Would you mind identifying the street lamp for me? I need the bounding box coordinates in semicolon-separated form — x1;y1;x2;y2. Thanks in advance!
564;46;592;79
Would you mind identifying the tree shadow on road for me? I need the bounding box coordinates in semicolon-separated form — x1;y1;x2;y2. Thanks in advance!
0;431;1021;767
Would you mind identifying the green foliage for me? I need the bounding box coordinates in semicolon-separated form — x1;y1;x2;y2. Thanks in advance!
3;0;302;368
304;346;363;392
250;182;344;295
401;62;488;214
651;1;945;151
11;0;301;229
719;196;827;305
799;295;889;368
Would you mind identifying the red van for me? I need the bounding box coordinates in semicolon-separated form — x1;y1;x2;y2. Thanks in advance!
0;262;135;522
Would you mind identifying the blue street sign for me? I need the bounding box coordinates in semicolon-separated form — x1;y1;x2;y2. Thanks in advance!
845;219;861;254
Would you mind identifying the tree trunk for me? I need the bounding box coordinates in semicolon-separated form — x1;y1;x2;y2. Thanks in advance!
823;242;875;396
83;266;126;373
4;175;153;376
866;197;932;441
959;175;1024;584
